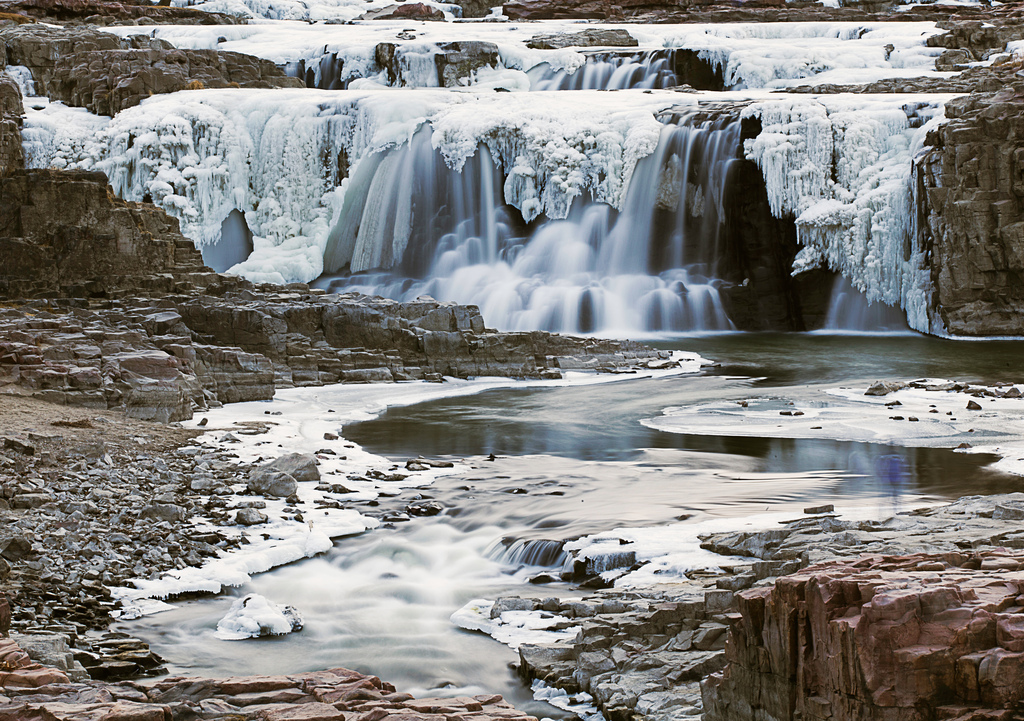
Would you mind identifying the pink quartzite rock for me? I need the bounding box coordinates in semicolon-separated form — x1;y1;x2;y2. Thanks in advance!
0;641;539;721
702;550;1024;721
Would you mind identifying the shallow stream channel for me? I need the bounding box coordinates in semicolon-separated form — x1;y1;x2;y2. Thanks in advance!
117;333;1024;717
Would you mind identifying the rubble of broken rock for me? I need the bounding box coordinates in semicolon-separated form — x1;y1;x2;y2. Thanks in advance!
463;493;1024;721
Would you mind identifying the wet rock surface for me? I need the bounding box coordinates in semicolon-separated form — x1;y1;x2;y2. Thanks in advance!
0;637;541;721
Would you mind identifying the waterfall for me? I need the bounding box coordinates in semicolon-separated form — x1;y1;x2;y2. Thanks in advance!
528;49;724;92
528;51;679;91
821;275;911;333
486;538;568;568
320;111;742;336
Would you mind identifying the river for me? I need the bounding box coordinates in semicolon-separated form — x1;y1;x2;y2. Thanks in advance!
116;333;1024;716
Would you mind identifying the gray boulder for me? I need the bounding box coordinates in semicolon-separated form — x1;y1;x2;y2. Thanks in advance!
262;453;320;482
247;470;298;498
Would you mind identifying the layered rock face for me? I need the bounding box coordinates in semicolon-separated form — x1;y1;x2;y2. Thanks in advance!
0;0;241;24
0;168;224;299
0;635;540;721
1;25;301;115
702;550;1024;721
501;0;994;23
0;71;21;176
917;76;1024;336
0;168;671;421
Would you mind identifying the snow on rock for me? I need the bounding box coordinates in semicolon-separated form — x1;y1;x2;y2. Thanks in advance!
166;0;454;22
216;593;304;640
742;95;950;333
450;599;576;649
101;21;947;91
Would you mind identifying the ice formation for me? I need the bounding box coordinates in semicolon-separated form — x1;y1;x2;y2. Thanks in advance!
25;87;671;285
743;95;948;332
216;593;304;640
22;17;959;333
103;21;947;91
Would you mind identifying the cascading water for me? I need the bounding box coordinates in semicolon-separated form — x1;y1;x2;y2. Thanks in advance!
485;538;568;569
320;111;742;336
821;275;911;333
528;51;679;91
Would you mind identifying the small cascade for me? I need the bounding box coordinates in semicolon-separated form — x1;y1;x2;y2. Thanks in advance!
321;111;743;335
528;51;679;91
822;275;910;333
285;54;351;90
486;538;568;568
527;49;724;92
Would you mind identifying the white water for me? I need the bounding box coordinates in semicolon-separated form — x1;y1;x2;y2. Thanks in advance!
320;111;739;335
23;21;961;333
822;275;911;333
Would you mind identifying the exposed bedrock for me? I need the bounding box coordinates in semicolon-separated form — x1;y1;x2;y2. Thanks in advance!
0;24;301;115
702;549;1024;721
0;638;540;721
501;0;1000;23
0;168;674;420
928;4;1024;70
0;71;22;176
0;0;241;24
916;77;1024;336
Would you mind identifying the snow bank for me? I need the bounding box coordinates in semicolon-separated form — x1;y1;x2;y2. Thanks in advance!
103;20;946;90
742;95;951;332
216;593;304;640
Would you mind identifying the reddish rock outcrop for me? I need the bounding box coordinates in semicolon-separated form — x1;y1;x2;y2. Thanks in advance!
0;639;540;721
0;0;241;24
0;168;227;299
702;550;1024;721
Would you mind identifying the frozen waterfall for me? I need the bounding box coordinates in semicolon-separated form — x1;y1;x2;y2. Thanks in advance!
319;111;741;336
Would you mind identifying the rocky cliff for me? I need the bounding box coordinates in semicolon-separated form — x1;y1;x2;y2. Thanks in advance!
0;71;21;176
917;75;1024;337
0;24;301;115
702;549;1024;721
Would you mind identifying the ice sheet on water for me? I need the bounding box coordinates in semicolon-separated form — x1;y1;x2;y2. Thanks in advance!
644;381;1024;478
